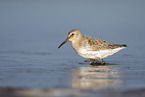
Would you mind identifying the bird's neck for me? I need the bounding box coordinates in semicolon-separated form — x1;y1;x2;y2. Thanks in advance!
71;36;82;50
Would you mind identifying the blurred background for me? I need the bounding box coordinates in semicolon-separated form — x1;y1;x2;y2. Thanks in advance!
0;0;145;96
0;0;145;53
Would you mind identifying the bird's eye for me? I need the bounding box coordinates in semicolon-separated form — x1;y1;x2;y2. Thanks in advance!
72;33;74;36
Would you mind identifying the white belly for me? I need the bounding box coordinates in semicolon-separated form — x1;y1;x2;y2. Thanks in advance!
76;47;125;59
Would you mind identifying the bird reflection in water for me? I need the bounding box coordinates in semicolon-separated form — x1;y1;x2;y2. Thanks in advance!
71;66;122;89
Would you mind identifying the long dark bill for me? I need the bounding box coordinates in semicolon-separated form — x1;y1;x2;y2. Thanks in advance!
58;38;69;49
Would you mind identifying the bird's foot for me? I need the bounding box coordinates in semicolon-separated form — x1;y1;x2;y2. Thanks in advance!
89;59;106;66
90;62;105;66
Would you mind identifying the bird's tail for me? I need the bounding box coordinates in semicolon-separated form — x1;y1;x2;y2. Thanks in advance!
108;44;128;49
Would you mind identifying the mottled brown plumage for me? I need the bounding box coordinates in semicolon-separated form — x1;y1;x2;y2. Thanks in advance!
81;35;127;51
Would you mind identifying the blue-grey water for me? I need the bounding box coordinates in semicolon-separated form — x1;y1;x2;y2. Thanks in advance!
0;0;145;97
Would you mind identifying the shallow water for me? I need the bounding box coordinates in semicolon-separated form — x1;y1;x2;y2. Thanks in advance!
0;1;145;97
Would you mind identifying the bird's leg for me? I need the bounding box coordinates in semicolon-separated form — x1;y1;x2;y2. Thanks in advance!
85;59;96;63
101;59;105;65
94;59;102;64
89;59;96;66
84;59;93;62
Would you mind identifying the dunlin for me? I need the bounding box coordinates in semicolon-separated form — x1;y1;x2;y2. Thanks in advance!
58;29;127;64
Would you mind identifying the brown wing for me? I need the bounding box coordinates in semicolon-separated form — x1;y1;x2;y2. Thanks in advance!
108;44;128;49
82;35;127;51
